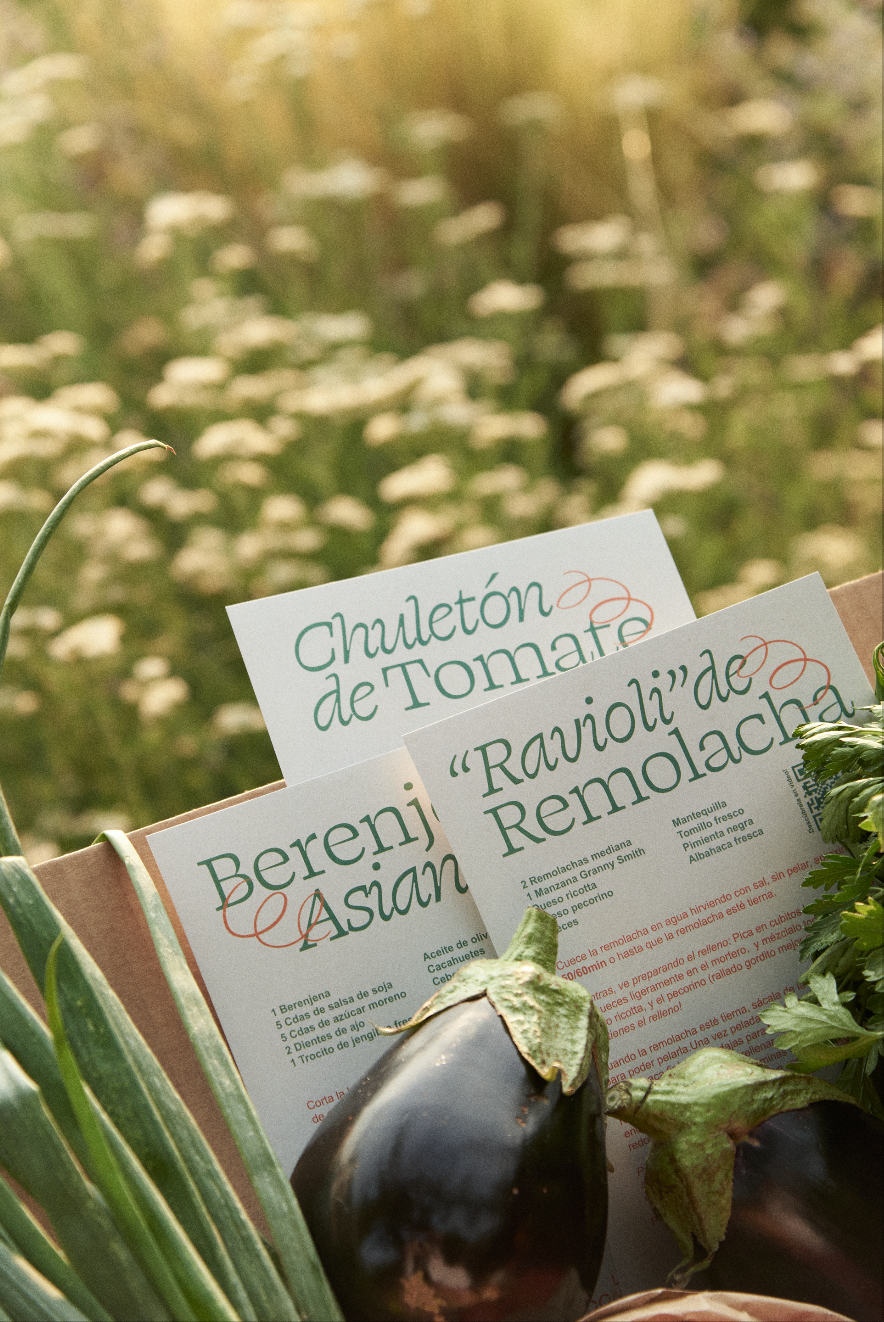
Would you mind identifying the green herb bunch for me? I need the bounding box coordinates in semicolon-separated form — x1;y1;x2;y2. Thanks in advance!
761;642;884;1114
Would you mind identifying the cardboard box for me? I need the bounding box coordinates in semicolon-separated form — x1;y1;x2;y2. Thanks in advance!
1;571;881;1222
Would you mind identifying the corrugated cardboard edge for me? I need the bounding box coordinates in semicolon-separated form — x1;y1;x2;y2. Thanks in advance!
1;571;881;1222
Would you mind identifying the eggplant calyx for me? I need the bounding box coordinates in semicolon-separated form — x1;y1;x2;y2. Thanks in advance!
605;1047;856;1285
376;907;608;1095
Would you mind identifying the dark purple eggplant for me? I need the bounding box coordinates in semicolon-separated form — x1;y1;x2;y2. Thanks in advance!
700;1099;883;1321
607;1049;883;1322
292;908;609;1322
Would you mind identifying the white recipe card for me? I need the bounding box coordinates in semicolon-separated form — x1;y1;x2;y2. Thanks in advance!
403;574;873;1300
227;512;695;785
147;748;495;1176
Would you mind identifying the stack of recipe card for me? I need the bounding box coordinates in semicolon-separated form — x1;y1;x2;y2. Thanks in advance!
146;511;874;1302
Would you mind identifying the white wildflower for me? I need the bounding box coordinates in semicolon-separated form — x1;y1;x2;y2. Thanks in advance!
213;315;302;358
20;404;110;445
402;109;472;152
39;330;83;358
618;458;724;511
169;357;232;387
137;676;190;723
647;370;707;409
48;614;124;661
853;325;883;363
0;480;52;512
233;526;325;566
265;225;318;259
0;344;50;372
499;91;562;128
217;460;270;487
116;318;167;357
283;158;385;201
857;419;883;449
566;255;674;290
145;191;234;233
50;382;120;414
0;687;41;716
302;311;372;343
830;185;879;219
469;465;527;497
755;159;819;193
583;424;629;457
610;74;666;111
434;201;505;247
224;369;304;406
659;515;687;539
553;216;632;257
57;122;103;156
469;412;547;449
193;418;282;460
696;583;755;615
10;606;62;633
134;232;173;268
722;99;794;136
267;415;301;440
71;507;160;562
502;478;561;520
139;477;219;519
260;494;307;524
133;657;171;682
738;559;783;590
411;360;466;406
210;242;257;273
467;280;545;318
171;527;234;594
316;494;375;531
452;525;500;551
791;525;864;576
212;702;266;735
13;213;96;241
392;175;448;208
364;412;404;445
1;53;86;97
0;93;52;148
378;507;454;567
826;350;859;377
560;362;632;410
378;453;456;503
426;337;513;383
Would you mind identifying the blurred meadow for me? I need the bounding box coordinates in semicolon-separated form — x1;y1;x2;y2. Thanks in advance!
0;0;881;863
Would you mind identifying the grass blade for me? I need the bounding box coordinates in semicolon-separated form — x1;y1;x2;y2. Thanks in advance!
45;936;241;1322
0;1237;91;1322
0;855;295;1322
0;1046;169;1321
0;1176;111;1322
2;962;243;1322
102;830;344;1322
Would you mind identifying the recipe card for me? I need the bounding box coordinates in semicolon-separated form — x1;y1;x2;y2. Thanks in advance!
147;748;495;1176
403;573;874;1297
227;512;695;785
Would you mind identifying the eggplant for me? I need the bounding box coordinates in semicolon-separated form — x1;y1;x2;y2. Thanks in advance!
700;1099;883;1321
292;908;609;1322
607;1049;883;1322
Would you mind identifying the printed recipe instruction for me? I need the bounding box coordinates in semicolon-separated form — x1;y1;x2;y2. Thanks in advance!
147;748;495;1176
404;574;874;1299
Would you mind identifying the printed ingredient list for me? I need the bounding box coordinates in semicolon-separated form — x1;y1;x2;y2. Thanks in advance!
404;573;874;1298
147;748;495;1175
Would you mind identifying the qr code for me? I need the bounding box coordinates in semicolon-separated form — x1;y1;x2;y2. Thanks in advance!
792;762;835;831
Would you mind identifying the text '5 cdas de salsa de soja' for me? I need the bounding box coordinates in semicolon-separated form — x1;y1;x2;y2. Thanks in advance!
292;906;609;1322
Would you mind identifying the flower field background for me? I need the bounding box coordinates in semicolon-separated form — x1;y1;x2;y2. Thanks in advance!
0;0;880;863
